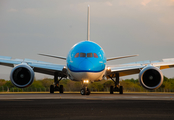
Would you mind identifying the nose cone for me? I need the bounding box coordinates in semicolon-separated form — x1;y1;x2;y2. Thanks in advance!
78;59;94;72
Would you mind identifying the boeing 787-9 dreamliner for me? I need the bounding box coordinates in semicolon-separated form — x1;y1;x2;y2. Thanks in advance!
0;6;174;95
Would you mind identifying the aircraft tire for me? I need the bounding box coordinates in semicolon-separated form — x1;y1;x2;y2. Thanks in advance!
80;88;86;95
86;88;90;95
110;86;113;94
60;85;63;93
119;86;123;94
50;85;54;93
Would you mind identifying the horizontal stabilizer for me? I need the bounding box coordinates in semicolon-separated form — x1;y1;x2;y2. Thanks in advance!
107;54;138;61
38;53;66;60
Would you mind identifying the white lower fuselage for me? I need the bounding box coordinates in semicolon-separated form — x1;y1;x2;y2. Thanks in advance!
67;69;105;82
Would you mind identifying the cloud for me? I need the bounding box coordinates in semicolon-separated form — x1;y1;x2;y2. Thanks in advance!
141;0;151;6
106;1;113;6
8;8;18;12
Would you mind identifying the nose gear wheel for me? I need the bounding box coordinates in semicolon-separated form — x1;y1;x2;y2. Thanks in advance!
80;87;90;95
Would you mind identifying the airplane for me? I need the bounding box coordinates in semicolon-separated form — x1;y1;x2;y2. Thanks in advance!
1;5;174;95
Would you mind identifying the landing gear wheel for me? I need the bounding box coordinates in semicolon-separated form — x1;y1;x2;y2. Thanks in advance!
80;88;86;95
60;85;63;93
50;85;54;93
110;86;113;94
86;88;90;95
119;86;123;94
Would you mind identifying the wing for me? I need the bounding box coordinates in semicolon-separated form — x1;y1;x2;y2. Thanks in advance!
0;56;65;76
38;53;66;60
107;54;138;61
106;58;174;77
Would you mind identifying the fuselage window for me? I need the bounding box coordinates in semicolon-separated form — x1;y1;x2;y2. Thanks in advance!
94;53;98;58
87;53;93;57
80;53;86;57
74;53;79;58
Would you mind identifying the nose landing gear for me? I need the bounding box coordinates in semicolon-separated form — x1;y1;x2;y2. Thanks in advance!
80;80;90;95
80;87;90;95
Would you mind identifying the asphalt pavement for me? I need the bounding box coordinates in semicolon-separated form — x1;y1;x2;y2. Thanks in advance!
0;93;174;120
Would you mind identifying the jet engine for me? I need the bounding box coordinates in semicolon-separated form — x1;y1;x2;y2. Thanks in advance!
10;64;34;88
139;66;163;90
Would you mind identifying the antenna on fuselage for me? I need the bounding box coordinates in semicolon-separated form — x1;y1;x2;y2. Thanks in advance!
87;5;90;41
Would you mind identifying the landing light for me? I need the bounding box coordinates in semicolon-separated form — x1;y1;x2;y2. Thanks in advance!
83;80;89;83
106;67;111;75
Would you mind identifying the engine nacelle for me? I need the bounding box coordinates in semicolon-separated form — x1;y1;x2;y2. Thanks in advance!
10;64;34;88
139;66;163;90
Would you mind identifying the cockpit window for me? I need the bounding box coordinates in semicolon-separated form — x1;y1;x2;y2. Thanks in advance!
80;53;86;57
94;53;98;58
87;53;93;57
74;53;79;58
75;53;98;58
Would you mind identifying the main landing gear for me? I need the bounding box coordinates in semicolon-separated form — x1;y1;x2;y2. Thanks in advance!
50;72;64;94
109;73;123;94
80;80;90;95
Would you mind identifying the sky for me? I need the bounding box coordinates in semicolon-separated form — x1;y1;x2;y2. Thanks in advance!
0;0;174;80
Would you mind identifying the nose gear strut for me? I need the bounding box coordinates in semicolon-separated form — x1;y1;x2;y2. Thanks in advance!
80;80;90;95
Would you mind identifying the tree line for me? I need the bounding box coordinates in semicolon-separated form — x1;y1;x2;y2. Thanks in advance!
0;76;174;92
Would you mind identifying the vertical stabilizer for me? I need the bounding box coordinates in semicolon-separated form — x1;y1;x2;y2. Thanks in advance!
87;5;90;41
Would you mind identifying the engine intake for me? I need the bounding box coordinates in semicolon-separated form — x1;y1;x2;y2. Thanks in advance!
10;64;34;88
139;66;163;90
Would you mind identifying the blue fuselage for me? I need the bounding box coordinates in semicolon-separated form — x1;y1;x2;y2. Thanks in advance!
67;41;106;76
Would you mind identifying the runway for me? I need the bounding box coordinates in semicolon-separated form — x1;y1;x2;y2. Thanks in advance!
0;93;174;100
0;93;174;120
